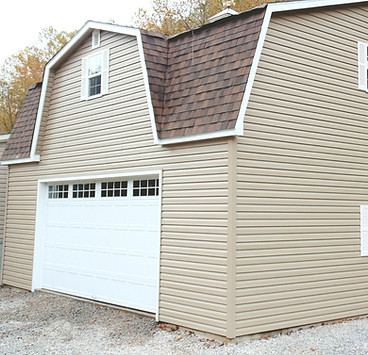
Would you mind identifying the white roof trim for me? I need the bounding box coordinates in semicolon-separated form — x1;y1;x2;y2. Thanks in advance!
157;128;238;145
208;8;239;23
25;21;159;163
268;0;368;12
1;155;40;165
234;0;368;134
0;134;10;142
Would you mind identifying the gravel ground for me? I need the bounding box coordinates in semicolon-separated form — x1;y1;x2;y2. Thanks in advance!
1;286;368;354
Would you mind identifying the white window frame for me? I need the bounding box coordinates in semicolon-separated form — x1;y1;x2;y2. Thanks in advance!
81;49;109;100
361;205;368;256
358;42;368;91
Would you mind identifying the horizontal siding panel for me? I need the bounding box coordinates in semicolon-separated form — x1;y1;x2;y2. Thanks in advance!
161;259;226;274
161;246;226;258
160;265;227;281
237;289;368;317
161;294;227;313
236;307;368;337
237;275;368;298
160;300;225;321
238;281;368;306
237;299;368;330
162;273;225;290
160;312;226;337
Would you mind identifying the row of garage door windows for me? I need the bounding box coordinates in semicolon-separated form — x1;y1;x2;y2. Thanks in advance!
48;179;160;199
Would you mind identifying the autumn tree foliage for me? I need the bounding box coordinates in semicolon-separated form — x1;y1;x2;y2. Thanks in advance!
133;0;286;35
0;27;75;133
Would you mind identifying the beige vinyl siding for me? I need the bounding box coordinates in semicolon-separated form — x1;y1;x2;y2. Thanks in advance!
2;31;230;336
0;138;8;273
236;5;368;336
0;140;8;245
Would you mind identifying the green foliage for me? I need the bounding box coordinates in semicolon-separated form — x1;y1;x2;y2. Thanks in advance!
0;27;75;134
133;0;286;35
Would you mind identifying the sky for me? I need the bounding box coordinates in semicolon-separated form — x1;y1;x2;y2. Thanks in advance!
1;0;153;65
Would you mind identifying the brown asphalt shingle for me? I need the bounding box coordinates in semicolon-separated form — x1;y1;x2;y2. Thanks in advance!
1;83;42;161
142;7;266;139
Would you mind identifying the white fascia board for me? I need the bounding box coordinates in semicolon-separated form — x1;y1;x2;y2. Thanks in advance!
268;0;368;12
29;21;158;157
136;31;159;144
38;169;162;184
235;6;272;135
0;134;10;142
1;155;40;166
234;0;368;133
157;128;237;145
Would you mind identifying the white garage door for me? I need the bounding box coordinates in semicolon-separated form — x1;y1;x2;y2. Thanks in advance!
38;177;160;313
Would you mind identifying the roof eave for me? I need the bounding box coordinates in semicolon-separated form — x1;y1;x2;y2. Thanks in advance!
1;155;40;166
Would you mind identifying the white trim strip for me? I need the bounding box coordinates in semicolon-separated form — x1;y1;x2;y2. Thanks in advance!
268;0;368;12
157;128;238;145
1;155;40;165
234;6;272;135
136;30;159;144
0;134;10;142
38;169;162;184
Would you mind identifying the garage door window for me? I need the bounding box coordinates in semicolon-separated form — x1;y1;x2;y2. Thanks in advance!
133;179;159;197
72;183;96;198
101;181;128;197
48;185;69;199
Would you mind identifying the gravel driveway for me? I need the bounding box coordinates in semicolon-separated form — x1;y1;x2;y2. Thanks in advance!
1;286;368;354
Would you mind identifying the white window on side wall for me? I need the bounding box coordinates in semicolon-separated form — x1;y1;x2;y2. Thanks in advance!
358;42;368;91
361;205;368;256
81;49;109;100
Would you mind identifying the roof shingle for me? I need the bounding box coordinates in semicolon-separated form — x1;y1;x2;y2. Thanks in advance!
1;83;42;161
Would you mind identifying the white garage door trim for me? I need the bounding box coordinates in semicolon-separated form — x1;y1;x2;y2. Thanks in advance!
32;170;162;319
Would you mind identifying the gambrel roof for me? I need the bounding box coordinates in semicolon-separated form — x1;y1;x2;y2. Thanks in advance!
3;0;368;164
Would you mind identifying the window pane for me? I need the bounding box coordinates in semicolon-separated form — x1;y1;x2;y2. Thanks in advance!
72;183;96;198
88;54;102;76
89;75;101;96
48;185;69;199
100;181;128;198
133;179;159;197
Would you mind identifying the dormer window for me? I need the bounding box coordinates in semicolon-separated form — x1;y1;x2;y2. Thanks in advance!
81;49;109;100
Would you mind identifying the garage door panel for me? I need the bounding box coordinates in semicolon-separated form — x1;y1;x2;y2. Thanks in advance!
39;178;160;313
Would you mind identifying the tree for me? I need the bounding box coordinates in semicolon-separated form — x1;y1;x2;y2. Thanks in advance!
0;27;75;134
133;0;286;35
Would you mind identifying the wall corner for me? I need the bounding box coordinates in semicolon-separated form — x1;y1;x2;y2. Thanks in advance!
226;137;237;339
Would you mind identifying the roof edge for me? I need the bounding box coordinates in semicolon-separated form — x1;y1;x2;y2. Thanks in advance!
157;128;239;145
1;155;40;166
